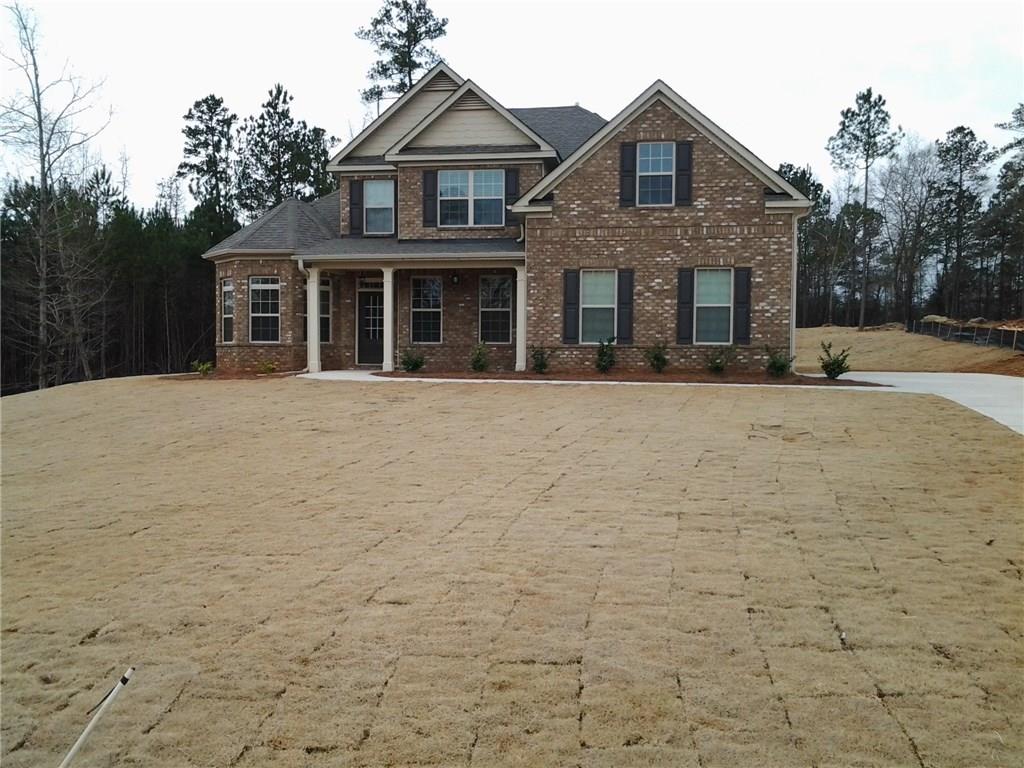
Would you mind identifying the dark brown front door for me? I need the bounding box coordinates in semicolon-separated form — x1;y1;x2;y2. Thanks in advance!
357;291;384;365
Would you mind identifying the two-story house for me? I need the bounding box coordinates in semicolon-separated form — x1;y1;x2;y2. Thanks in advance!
204;64;811;373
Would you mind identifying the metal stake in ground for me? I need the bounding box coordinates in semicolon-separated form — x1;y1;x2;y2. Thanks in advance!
58;667;134;768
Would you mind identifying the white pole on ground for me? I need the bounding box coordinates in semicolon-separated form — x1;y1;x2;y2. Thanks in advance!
58;667;134;768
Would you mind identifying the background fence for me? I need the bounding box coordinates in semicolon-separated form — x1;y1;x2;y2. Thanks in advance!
909;320;1024;353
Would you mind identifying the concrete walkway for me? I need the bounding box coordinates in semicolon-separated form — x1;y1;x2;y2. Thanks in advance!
300;369;1024;435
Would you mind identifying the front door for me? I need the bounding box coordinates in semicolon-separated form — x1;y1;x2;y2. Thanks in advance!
357;290;384;365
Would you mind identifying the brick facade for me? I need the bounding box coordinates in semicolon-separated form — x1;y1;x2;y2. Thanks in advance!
213;99;796;375
525;101;795;372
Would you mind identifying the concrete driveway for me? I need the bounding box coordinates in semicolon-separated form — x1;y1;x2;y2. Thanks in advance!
844;372;1024;435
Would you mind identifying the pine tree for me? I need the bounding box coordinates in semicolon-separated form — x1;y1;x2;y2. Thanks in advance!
826;88;902;328
356;0;448;110
176;94;237;226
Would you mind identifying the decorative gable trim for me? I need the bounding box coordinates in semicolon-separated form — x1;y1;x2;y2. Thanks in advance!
327;63;465;170
512;80;812;211
384;80;557;161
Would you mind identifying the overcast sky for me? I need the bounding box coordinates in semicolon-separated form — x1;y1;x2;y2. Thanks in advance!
2;0;1021;209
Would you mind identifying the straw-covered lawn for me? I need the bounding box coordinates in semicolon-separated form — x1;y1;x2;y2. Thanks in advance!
2;377;1021;767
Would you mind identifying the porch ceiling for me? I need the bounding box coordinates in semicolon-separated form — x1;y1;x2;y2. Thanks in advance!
296;237;525;266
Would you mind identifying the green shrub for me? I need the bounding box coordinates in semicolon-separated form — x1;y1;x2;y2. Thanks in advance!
764;346;794;377
257;360;276;375
595;337;616;373
818;341;851;379
470;343;489;372
643;341;669;373
703;346;736;374
530;346;550;374
191;360;213;376
400;348;425;372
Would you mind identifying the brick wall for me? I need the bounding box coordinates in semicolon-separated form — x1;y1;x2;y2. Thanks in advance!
397;162;544;240
524;101;795;372
394;268;517;371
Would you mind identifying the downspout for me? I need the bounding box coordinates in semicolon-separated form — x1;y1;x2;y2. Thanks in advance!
515;222;525;244
296;258;309;372
790;209;811;363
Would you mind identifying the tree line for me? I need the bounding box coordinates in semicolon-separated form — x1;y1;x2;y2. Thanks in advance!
783;92;1023;329
1;0;1020;394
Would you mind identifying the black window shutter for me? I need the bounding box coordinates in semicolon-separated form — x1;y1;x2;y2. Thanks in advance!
619;142;636;207
349;179;363;236
616;269;634;344
422;170;437;227
505;168;520;225
733;267;752;345
563;269;580;344
676;141;693;206
677;268;694;344
392;178;398;237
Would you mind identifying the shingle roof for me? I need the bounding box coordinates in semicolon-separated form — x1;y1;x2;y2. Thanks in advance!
203;191;339;258
509;106;607;160
297;237;524;260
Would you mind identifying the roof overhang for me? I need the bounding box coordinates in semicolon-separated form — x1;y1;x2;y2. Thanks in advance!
327;63;465;170
515;80;812;210
332;164;396;174
294;254;524;266
384;79;557;159
202;248;294;262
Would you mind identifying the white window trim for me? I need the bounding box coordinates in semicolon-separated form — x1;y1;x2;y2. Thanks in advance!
438;169;506;228
636;142;675;208
221;279;234;344
479;275;513;345
694;267;734;346
363;179;395;236
318;277;332;344
579;269;618;346
410;275;443;345
249;276;281;344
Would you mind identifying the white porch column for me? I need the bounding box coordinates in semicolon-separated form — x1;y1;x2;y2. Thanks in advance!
306;266;321;373
515;265;527;372
382;267;395;372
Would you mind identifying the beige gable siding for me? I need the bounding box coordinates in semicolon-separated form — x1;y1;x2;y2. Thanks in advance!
358;86;457;155
409;102;537;148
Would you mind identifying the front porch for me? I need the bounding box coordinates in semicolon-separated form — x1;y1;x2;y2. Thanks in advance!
302;259;527;374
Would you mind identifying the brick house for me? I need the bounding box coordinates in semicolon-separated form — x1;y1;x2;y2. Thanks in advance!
204;64;811;373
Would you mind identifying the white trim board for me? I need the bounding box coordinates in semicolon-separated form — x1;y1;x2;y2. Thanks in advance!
327;63;465;169
384;80;556;160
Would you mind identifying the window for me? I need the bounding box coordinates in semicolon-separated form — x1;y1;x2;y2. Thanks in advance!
480;276;512;344
411;277;442;343
249;277;280;342
364;180;394;235
695;268;732;344
637;142;674;206
221;279;234;343
301;278;332;343
580;269;616;344
438;169;505;227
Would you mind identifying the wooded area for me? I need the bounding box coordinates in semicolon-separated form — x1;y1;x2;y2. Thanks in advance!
1;1;1021;393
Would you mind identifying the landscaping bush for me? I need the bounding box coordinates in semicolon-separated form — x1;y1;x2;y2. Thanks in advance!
400;348;425;372
530;346;550;374
818;341;851;379
643;341;669;373
191;360;213;376
703;346;736;374
470;343;489;372
257;360;276;375
595;338;616;373
764;346;794;378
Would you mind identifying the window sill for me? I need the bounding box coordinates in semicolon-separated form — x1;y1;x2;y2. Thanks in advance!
436;225;507;230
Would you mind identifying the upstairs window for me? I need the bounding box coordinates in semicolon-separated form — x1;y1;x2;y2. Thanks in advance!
411;277;442;343
695;268;732;344
364;180;394;235
637;142;675;206
249;277;280;343
479;276;512;343
439;170;505;227
221;279;234;343
580;269;617;344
